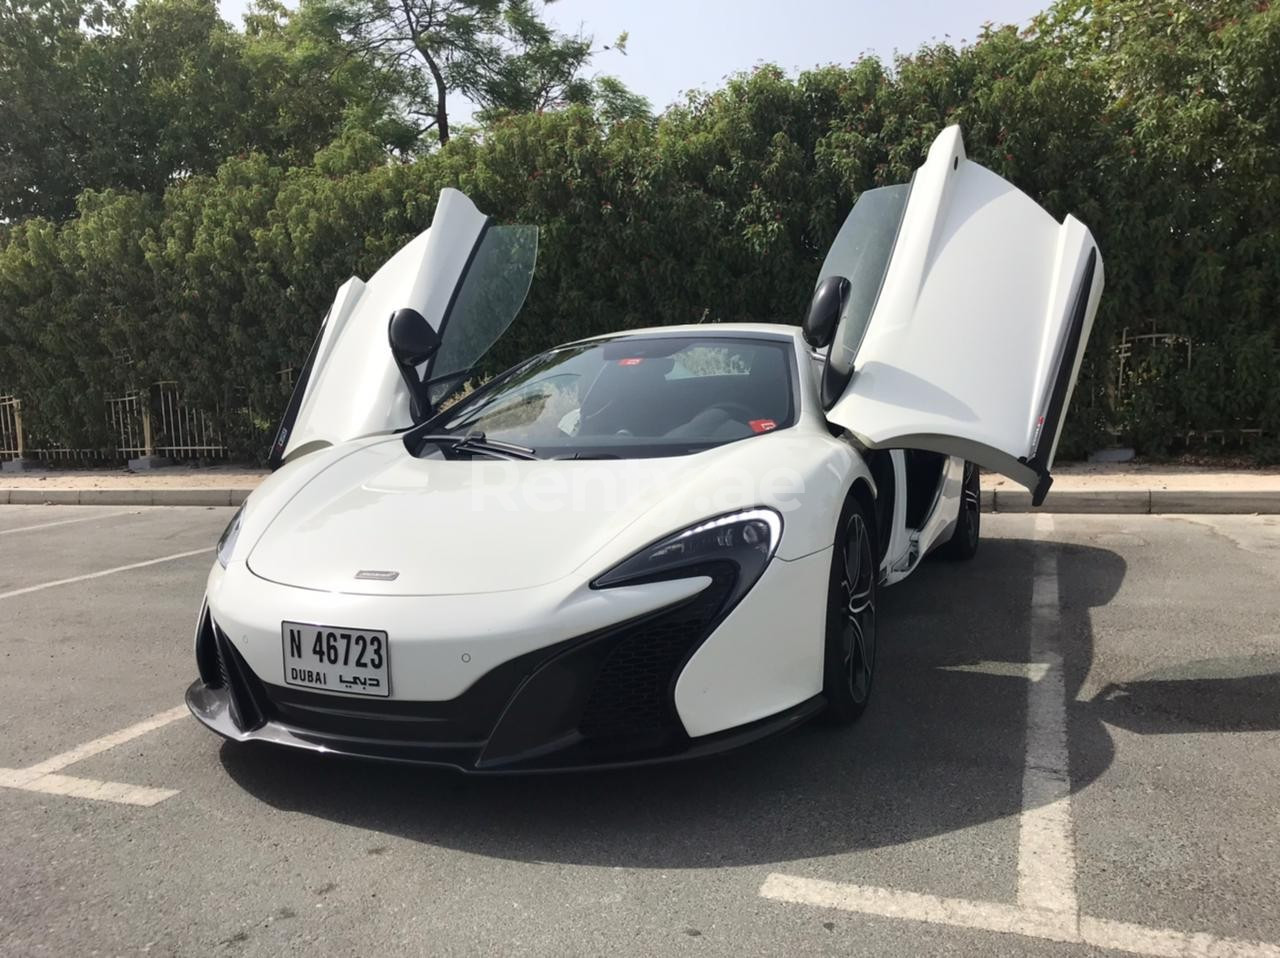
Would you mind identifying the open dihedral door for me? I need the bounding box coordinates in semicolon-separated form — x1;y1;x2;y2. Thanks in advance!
269;188;538;467
819;126;1104;505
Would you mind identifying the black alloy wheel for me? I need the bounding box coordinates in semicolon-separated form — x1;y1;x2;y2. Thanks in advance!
938;460;981;560
822;497;879;723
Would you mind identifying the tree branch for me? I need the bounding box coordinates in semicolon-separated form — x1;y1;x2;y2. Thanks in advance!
396;0;449;143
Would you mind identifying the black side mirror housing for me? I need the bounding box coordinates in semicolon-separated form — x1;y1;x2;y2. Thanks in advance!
802;275;850;349
388;308;441;421
389;307;441;366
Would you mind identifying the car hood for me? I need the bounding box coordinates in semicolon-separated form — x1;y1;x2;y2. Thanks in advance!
246;438;720;596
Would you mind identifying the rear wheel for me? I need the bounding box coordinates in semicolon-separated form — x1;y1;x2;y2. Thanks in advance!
822;496;879;724
937;460;981;561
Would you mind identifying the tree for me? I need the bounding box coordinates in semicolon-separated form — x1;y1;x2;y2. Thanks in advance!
0;0;406;220
0;0;125;220
312;0;630;146
1034;0;1280;452
5;0;1278;462
240;0;421;160
0;0;264;219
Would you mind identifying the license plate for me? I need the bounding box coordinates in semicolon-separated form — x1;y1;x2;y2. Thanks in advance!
281;622;390;697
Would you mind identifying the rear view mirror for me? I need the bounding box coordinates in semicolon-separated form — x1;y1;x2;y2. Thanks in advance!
803;275;850;349
388;308;441;421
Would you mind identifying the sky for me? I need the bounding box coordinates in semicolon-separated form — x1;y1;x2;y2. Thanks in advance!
217;0;1049;115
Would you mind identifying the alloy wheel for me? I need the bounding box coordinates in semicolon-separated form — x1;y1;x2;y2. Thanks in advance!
962;461;981;547
840;513;877;703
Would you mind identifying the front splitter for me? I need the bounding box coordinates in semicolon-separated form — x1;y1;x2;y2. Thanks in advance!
186;680;825;775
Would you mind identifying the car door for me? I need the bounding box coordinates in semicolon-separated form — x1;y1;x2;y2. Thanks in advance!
817;125;1104;505
269;188;538;467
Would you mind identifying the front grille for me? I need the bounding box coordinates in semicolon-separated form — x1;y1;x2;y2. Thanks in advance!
577;567;735;741
263;686;487;745
256;636;577;747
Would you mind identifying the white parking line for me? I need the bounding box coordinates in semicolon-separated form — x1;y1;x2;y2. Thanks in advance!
0;769;177;807
24;705;189;776
1078;917;1280;958
938;661;1050;681
760;514;1280;957
0;706;188;807
0;548;210;601
760;876;1077;944
1017;514;1077;923
759;875;1280;958
0;510;138;536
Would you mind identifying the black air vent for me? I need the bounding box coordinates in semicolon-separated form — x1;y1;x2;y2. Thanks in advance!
578;568;735;741
208;620;268;732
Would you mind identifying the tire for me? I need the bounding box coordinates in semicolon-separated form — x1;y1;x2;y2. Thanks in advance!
937;460;981;561
822;495;879;724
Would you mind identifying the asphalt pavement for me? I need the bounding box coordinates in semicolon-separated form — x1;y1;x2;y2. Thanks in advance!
1;505;1278;956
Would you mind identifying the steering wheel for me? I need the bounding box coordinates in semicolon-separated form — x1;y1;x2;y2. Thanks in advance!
707;402;755;423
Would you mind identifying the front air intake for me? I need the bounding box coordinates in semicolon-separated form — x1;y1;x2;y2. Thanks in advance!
197;610;268;733
194;603;222;689
577;567;735;742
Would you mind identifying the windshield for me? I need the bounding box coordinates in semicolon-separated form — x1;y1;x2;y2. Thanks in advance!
413;335;797;459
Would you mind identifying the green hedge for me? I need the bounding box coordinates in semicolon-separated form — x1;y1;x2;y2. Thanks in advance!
2;1;1278;461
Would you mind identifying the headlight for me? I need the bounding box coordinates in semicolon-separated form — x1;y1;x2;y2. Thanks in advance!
592;507;782;607
216;505;245;568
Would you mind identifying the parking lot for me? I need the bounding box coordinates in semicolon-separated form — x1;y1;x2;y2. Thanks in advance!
1;504;1278;956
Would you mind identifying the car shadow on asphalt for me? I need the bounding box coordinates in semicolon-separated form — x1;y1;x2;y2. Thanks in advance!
1089;663;1280;734
219;536;1136;868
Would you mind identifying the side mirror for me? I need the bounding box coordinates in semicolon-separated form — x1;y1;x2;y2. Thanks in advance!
389;307;441;366
388;308;441;421
802;275;850;349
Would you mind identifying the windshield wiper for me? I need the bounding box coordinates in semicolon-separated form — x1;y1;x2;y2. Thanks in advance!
415;432;538;461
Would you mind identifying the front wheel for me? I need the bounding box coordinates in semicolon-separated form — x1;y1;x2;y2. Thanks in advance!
822;497;879;724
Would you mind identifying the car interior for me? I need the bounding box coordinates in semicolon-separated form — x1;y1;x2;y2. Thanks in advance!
577;346;793;441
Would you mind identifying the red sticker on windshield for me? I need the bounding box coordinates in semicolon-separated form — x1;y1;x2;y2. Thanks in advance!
618;358;644;366
749;419;777;433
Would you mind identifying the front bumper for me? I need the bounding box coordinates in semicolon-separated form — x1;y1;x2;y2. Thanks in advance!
187;567;824;773
185;679;822;773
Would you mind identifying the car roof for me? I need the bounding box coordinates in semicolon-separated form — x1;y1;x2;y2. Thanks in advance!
569;322;803;347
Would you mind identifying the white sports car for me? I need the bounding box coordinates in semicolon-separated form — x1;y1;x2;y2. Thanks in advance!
189;126;1103;771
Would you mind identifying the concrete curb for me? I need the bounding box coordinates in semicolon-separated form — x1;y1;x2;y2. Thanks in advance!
2;487;1279;513
1;488;253;507
989;488;1280;514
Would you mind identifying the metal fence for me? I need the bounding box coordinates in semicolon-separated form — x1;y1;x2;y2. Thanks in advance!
0;396;22;460
107;383;228;459
24;443;112;463
1114;328;1269;448
3;384;228;465
152;382;226;458
1114;329;1193;396
107;391;148;459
